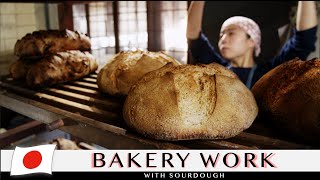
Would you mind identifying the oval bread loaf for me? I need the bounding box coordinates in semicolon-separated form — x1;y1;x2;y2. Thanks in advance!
97;50;181;96
14;29;91;57
26;50;98;87
123;63;258;141
252;58;320;144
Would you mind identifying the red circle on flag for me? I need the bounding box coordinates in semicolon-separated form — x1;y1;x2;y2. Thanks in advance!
23;150;42;169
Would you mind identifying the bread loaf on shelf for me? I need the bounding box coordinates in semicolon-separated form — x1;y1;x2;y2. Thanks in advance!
252;58;320;144
97;50;181;96
10;50;97;87
25;50;98;87
14;29;91;57
123;63;258;141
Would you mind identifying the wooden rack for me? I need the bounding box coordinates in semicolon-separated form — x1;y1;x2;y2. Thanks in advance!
0;73;315;149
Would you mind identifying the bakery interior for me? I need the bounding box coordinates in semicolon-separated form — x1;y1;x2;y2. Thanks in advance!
1;1;320;150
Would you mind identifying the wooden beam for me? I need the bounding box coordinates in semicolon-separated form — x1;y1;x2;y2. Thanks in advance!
85;3;91;54
0;93;64;124
147;1;162;51
229;132;311;149
0;120;46;148
113;1;120;53
58;2;74;30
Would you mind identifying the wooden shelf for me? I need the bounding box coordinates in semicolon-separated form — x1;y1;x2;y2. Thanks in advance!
0;74;314;149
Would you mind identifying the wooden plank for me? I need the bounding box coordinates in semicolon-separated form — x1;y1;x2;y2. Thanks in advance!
43;88;123;112
58;2;74;30
147;1;163;51
0;120;47;148
177;140;256;150
0;91;121;132
89;74;98;78
70;81;98;89
113;1;120;53
229;132;311;149
0;93;64;124
29;93;119;119
58;84;101;97
85;3;91;45
57;84;125;102
80;77;97;84
245;122;280;138
57;84;125;105
0;82;122;125
239;123;312;149
1;75;121;102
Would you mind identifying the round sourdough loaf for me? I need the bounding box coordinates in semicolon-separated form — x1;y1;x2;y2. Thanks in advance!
123;63;258;141
97;50;181;96
252;58;320;144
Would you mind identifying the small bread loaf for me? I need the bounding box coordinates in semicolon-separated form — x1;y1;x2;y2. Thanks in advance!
14;29;91;57
97;50;181;96
252;58;320;144
123;63;258;141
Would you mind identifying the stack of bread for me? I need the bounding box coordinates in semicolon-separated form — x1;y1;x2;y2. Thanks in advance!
10;29;98;88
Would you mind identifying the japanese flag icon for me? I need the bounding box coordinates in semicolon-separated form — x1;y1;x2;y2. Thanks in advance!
10;144;56;176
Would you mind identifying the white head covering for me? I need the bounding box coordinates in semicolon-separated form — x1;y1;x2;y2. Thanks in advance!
221;16;261;57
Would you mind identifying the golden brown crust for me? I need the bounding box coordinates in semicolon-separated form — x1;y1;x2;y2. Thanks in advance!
25;50;98;87
9;58;40;80
9;50;97;87
14;29;91;57
252;58;320;144
97;50;182;96
123;63;258;141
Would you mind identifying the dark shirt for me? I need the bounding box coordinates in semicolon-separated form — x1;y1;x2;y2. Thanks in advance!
188;26;318;88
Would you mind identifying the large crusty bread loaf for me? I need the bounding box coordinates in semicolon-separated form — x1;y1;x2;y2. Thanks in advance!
97;50;181;96
123;63;258;141
252;58;320;144
14;29;91;57
10;50;98;87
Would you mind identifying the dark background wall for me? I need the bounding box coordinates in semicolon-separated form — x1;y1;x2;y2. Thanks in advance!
201;1;296;63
